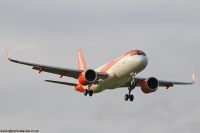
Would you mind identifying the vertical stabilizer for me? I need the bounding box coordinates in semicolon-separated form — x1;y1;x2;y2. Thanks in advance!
78;49;87;70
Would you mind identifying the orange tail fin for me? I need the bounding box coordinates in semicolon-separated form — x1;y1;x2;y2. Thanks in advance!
78;49;87;70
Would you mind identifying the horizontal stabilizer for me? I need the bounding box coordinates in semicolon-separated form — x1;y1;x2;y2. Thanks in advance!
45;80;77;86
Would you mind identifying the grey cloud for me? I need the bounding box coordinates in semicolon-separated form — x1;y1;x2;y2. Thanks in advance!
0;0;200;133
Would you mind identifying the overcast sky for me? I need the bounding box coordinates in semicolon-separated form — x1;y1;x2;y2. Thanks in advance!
0;0;200;133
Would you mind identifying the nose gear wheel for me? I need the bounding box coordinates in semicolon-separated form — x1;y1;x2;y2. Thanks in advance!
124;94;134;101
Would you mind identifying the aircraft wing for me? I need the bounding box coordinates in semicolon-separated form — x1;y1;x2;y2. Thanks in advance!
6;49;107;79
120;73;195;89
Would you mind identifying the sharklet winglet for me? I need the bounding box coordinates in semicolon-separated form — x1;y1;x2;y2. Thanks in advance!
6;48;11;60
192;72;195;83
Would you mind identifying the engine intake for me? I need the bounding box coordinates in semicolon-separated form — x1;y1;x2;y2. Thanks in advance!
78;69;97;85
141;77;159;94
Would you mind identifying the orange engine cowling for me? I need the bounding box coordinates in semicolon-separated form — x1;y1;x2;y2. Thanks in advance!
141;77;159;94
78;69;97;85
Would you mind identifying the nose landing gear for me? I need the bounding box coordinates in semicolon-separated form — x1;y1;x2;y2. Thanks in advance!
124;87;134;101
124;72;137;102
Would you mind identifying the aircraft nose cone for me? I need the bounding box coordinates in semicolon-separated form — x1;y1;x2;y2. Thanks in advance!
140;56;148;68
134;56;148;72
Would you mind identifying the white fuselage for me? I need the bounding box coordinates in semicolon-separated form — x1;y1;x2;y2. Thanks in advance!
83;53;148;93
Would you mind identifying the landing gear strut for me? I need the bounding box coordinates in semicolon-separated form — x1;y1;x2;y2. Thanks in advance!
124;72;137;102
84;88;93;97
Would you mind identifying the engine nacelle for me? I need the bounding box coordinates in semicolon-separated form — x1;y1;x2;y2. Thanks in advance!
78;69;97;85
141;77;159;94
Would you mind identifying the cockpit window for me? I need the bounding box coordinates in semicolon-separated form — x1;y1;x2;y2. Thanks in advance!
130;52;146;56
142;53;146;56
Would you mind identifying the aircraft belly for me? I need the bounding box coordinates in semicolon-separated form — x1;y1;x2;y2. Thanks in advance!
90;69;121;92
91;71;130;92
90;84;104;93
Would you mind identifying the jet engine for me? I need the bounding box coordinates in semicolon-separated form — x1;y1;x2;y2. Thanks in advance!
78;69;97;85
141;77;159;94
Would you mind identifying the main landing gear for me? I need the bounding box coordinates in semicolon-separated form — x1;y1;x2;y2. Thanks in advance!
124;72;137;102
84;89;93;96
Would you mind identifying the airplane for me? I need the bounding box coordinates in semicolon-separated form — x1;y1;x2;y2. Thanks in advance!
6;48;195;102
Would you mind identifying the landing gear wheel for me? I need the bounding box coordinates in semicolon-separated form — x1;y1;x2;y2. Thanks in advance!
84;89;93;96
84;89;88;96
89;90;93;97
124;94;129;101
130;95;134;101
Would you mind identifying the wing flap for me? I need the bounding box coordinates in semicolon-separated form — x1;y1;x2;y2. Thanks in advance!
32;66;81;79
159;80;193;85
